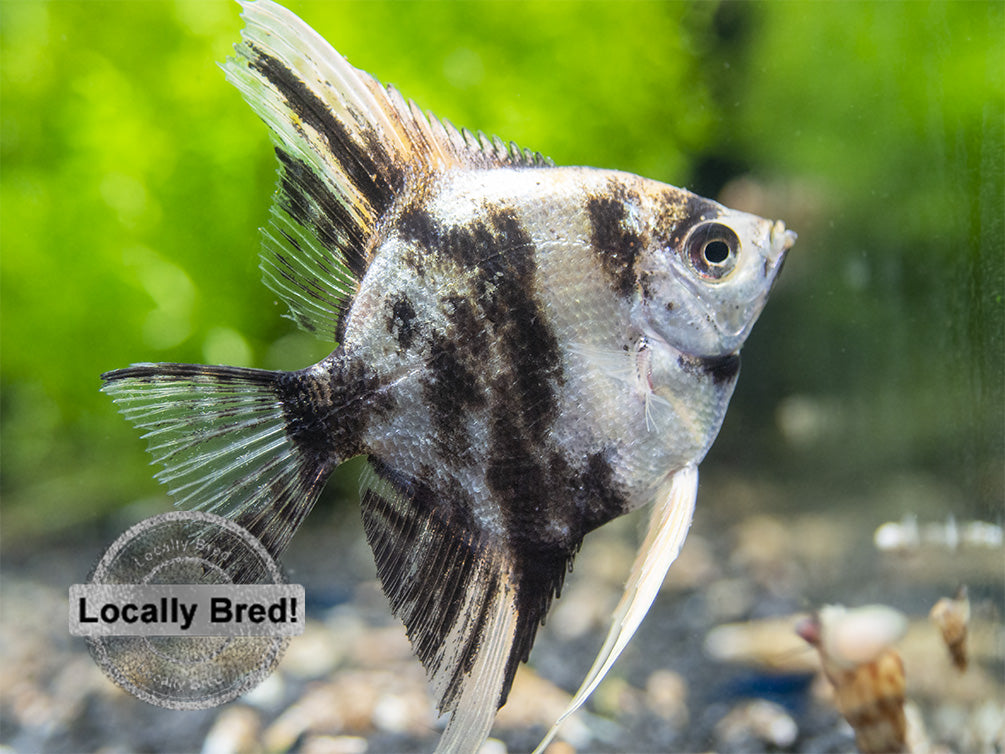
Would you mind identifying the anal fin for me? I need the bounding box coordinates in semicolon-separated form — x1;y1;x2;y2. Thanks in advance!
360;460;542;752
432;562;519;753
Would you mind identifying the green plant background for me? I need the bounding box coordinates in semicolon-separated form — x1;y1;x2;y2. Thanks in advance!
2;0;1002;546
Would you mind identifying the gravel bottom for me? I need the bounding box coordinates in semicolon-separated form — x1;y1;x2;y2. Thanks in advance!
3;478;1002;754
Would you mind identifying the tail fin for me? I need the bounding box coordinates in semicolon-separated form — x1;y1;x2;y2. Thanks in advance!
222;0;551;343
101;363;334;560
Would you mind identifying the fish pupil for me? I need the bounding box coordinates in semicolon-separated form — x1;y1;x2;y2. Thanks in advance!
704;240;730;265
685;221;739;279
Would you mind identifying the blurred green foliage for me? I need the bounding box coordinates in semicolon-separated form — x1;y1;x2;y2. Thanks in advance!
2;1;1001;543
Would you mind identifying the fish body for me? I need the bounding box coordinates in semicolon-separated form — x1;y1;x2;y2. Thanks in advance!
338;167;763;533
103;1;794;750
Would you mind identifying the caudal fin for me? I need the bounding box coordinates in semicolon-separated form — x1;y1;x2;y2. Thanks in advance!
101;363;334;561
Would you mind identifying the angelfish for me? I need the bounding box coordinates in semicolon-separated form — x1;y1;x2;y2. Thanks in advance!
102;1;795;750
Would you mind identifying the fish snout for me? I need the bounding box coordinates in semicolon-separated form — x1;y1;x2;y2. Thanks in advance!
771;220;797;259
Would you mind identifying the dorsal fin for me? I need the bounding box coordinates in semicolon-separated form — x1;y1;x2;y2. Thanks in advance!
222;0;552;342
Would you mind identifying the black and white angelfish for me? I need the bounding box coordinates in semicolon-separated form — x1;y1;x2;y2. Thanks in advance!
102;1;795;750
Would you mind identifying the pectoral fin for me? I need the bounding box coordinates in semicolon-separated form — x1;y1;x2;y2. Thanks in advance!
532;464;699;752
569;340;676;434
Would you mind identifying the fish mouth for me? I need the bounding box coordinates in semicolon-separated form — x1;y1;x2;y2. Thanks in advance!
644;217;795;358
772;220;797;255
762;220;795;296
770;221;796;275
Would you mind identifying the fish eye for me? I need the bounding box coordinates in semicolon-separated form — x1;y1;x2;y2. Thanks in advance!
684;222;740;280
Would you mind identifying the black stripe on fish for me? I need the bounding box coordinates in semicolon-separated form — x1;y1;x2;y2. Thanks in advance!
276;354;396;463
274;149;369;282
396;204;442;252
385;294;420;351
443;294;490;361
395;204;444;278
564;449;629;533
588;193;643;298
487;432;630;689
396;205;564;439
247;43;404;224
678;352;742;385
423;332;487;463
662;191;719;250
485;406;566;685
472;209;563;441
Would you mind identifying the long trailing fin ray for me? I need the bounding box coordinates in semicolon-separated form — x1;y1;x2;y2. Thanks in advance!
101;363;334;562
532;465;700;753
222;0;552;342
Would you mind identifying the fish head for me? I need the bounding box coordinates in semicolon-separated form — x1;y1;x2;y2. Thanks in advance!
634;185;795;358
